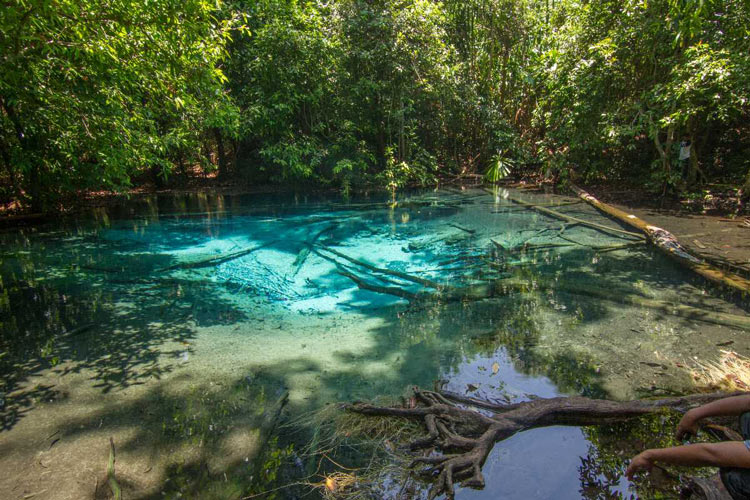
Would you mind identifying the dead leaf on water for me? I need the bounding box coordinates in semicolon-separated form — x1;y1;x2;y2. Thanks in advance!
491;362;500;375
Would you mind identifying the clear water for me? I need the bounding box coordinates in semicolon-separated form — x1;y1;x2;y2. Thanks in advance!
0;188;748;499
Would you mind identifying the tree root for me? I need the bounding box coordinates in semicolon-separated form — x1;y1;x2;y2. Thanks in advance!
347;388;741;499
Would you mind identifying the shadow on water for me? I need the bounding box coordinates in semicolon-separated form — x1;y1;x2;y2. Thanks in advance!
0;188;748;499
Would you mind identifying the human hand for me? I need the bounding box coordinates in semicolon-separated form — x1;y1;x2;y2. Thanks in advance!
625;451;654;480
676;410;700;441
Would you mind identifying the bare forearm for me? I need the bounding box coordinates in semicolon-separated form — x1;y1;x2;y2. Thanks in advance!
688;395;750;421
645;442;750;469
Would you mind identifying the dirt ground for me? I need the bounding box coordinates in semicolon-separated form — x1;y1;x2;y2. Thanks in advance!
588;188;750;275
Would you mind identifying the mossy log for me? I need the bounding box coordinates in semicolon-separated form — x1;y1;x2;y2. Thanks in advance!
348;388;742;500
571;185;750;294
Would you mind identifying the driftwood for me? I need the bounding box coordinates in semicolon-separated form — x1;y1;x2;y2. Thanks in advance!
348;388;742;500
571;185;750;294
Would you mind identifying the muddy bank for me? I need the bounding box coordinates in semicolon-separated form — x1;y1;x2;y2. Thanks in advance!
578;185;750;275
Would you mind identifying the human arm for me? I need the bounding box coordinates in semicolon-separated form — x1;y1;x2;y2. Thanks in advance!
676;394;750;440
626;441;750;479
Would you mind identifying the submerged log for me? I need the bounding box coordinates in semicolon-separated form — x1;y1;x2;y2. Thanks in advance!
159;240;279;272
333;257;750;330
348;388;742;500
491;189;645;240
291;224;336;276
571;185;750;294
315;245;444;289
561;282;750;330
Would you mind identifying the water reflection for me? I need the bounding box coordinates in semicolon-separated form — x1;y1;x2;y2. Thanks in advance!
0;188;747;499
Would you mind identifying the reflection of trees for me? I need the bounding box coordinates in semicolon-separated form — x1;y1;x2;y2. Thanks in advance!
578;412;715;500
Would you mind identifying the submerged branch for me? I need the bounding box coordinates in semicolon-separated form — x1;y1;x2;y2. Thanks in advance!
291;224;336;276
159;240;279;272
315;245;444;289
491;189;645;240
331;255;750;329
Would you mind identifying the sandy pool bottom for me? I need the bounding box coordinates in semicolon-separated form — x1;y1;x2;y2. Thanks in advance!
1;279;748;500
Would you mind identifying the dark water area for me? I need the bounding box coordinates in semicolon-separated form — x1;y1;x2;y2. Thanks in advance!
0;188;747;499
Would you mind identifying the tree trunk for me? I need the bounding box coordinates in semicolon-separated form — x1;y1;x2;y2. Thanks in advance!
0;137;19;200
571;184;750;293
214;127;228;180
1;95;44;212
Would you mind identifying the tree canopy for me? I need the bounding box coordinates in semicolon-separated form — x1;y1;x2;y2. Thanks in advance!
1;0;749;210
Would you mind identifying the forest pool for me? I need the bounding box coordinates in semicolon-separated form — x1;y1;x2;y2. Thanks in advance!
1;187;748;499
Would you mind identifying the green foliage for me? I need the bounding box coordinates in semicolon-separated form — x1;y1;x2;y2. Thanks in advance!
532;0;750;189
485;151;514;182
0;0;237;209
2;0;749;206
227;0;455;188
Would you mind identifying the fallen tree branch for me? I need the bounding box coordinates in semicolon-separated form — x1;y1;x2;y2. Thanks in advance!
291;224;336;276
491;189;645;240
335;267;425;301
560;282;750;330
447;223;476;234
107;437;122;500
315;245;444;289
571;185;750;294
347;388;742;500
159;240;279;272
334;261;750;329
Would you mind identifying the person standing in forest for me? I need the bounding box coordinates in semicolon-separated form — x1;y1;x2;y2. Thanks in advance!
626;394;750;499
679;136;692;182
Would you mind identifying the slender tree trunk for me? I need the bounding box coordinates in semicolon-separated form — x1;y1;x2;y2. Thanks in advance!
0;137;19;199
686;132;699;187
1;95;45;211
151;165;165;189
213;127;228;180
